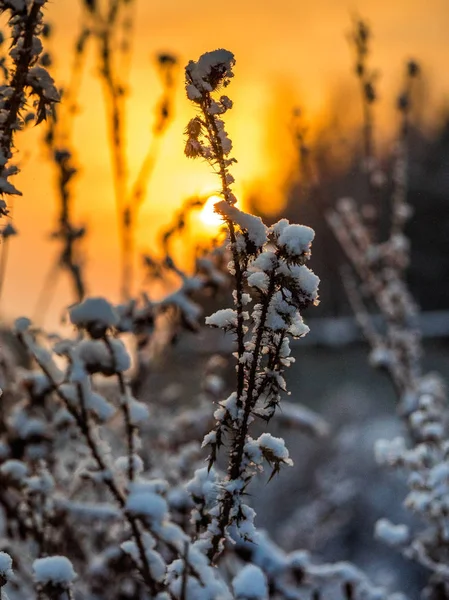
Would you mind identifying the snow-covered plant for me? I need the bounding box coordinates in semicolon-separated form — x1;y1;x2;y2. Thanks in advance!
0;551;13;599
9;304;221;598
0;0;58;218
329;60;449;596
0;37;414;600
184;48;320;561
0;0;59;299
33;555;76;599
349;18;378;189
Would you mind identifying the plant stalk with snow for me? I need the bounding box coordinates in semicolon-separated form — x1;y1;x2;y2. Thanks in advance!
184;49;320;561
0;0;59;298
329;59;449;595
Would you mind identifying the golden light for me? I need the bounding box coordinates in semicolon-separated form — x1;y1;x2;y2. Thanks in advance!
200;195;224;227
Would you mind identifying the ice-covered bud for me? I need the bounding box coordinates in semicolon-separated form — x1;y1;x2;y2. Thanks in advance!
13;316;31;333
0;551;13;587
375;519;409;547
281;263;320;304
126;489;168;524
257;433;293;475
0;459;28;485
128;398;150;425
374;437;406;466
186;84;202;102
277;224;314;260
186;466;218;506
33;556;76;590
206;308;238;330
270;218;289;238
76;338;130;376
369;345;393;368
69;297;119;338
220;95;233;109
87;392;115;422
233;564;268;600
185;49;235;95
215;200;267;249
247;271;270;292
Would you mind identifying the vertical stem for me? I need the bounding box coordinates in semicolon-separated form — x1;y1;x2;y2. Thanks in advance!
102;335;135;481
202;103;246;403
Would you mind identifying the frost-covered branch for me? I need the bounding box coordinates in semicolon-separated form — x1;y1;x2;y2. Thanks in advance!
329;59;449;595
0;0;59;298
184;49;320;562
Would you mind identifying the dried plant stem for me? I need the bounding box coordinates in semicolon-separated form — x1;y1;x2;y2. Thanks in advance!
0;1;54;300
207;270;276;561
0;238;9;301
202;104;246;401
103;335;135;482
0;2;42;160
17;334;157;594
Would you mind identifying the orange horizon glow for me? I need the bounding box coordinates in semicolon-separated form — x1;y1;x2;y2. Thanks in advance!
2;0;449;327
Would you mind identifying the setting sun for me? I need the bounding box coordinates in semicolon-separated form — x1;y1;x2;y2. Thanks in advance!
200;195;224;227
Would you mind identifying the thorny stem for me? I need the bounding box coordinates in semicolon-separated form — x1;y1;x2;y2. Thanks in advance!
208;270;277;561
230;270;277;477
0;2;46;299
255;330;287;400
201;99;246;403
0;2;42;161
197;83;286;562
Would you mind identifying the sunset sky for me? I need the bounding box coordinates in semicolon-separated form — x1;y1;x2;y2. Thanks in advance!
3;0;449;327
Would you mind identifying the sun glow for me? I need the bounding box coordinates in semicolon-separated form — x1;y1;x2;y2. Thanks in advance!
200;195;224;227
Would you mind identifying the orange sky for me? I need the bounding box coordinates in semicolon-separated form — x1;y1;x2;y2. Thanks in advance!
3;0;449;327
